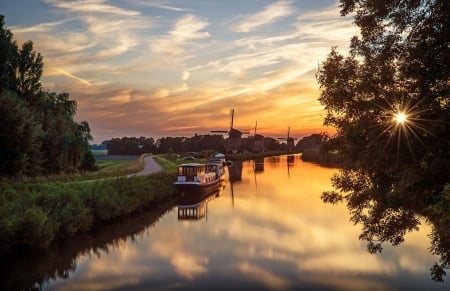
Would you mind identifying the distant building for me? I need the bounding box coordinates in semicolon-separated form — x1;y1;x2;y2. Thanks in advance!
228;128;243;153
252;134;265;152
296;134;323;151
286;137;295;151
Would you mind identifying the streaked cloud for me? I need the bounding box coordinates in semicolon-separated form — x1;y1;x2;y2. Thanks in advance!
45;0;141;16
3;0;358;143
232;0;294;32
151;13;209;58
130;0;195;12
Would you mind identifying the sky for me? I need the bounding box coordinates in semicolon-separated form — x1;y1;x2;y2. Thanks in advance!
2;0;358;144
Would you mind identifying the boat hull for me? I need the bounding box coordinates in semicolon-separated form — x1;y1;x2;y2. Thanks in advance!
175;179;220;195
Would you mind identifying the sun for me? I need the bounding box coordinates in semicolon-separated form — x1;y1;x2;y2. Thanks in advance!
370;94;432;164
394;111;407;125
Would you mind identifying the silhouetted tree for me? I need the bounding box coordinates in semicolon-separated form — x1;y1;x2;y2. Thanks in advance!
0;90;43;176
0;15;94;176
318;0;450;281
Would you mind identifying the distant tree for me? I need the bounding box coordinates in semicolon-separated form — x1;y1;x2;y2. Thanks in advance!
202;134;225;151
317;0;449;281
264;137;281;151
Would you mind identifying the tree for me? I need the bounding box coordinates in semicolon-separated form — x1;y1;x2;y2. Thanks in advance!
0;15;18;91
15;41;43;107
0;90;43;176
0;16;95;177
317;0;450;281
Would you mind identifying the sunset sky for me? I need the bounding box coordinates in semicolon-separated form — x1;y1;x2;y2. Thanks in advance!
3;0;358;144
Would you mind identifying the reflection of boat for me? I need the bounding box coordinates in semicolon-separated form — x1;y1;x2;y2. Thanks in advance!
174;163;220;194
177;187;224;221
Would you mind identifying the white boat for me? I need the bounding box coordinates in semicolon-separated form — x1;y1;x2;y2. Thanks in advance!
174;163;220;194
206;161;226;181
209;153;232;167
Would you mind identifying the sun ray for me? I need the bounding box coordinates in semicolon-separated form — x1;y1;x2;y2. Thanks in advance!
365;91;437;165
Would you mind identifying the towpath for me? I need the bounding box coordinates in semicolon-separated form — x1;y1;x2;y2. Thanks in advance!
128;155;162;177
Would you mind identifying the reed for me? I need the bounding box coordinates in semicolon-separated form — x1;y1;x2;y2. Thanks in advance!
0;172;177;253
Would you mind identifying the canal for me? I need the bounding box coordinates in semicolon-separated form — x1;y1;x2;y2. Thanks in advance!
2;154;449;290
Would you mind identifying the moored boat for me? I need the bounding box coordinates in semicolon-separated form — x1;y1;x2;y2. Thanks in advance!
206;161;226;181
174;163;220;194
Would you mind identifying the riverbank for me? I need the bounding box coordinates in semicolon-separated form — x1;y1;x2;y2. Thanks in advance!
225;150;301;161
0;155;176;254
0;151;338;254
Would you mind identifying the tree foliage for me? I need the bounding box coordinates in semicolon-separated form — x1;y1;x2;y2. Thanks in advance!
317;0;450;281
105;134;288;156
0;15;94;177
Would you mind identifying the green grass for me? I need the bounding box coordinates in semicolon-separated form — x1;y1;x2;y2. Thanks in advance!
96;159;134;170
154;154;206;173
0;171;177;253
91;149;108;155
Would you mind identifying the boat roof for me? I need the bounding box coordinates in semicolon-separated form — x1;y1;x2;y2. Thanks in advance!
178;163;205;167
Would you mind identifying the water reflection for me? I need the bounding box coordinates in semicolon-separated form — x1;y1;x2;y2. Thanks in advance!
177;187;225;221
2;155;449;290
0;199;176;291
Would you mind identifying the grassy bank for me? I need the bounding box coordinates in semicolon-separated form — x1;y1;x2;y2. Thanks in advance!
300;149;343;167
0;155;176;253
225;150;300;161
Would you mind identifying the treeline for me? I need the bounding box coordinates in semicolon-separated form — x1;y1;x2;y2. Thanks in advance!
105;135;292;155
0;16;95;177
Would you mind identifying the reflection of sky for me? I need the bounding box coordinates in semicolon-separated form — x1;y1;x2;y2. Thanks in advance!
44;156;449;290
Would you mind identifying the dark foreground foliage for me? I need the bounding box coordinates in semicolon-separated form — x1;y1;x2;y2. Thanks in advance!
0;16;95;178
318;0;450;282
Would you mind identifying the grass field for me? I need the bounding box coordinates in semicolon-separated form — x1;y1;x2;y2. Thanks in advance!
91;149;108;155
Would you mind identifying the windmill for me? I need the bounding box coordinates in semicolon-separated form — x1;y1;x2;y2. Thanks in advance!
211;109;249;153
278;126;298;151
251;120;265;153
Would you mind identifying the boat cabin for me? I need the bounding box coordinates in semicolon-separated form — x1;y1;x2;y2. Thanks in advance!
176;163;216;183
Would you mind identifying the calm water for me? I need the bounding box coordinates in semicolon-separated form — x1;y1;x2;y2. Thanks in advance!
2;155;449;290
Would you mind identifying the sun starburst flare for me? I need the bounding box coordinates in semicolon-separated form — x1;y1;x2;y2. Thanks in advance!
394;111;407;125
368;92;435;165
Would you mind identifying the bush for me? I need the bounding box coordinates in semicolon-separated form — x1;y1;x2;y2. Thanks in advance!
0;172;177;253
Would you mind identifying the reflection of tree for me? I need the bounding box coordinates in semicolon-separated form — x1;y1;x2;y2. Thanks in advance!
0;199;176;291
316;0;449;283
322;169;450;282
427;185;450;282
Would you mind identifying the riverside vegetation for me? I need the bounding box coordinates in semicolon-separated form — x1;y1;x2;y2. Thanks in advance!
0;151;307;254
0;155;178;254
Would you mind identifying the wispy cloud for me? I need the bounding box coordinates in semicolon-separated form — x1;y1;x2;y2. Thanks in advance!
151;14;210;60
129;0;195;12
45;0;140;16
233;0;294;32
6;0;357;142
10;18;72;33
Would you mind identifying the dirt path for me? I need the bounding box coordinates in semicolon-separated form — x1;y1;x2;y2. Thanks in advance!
128;155;162;177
